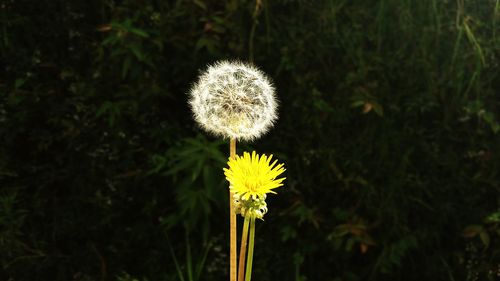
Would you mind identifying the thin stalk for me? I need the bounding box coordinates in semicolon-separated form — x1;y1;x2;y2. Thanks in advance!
238;216;250;281
249;0;262;62
194;240;212;281
493;0;499;41
167;237;186;281
245;218;256;281
230;138;237;281
186;232;193;281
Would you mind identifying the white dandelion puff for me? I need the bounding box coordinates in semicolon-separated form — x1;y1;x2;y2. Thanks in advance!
188;60;278;141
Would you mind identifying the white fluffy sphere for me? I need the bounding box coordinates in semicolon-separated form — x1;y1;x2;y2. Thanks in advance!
188;61;278;141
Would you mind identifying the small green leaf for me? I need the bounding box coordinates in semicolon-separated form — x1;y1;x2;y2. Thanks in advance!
129;27;149;38
372;102;384;116
191;157;205;182
331;225;350;237
350;100;365;108
479;231;490;249
102;36;118;46
166;158;197;176
130;44;144;61
15;79;26;89
193;0;207;10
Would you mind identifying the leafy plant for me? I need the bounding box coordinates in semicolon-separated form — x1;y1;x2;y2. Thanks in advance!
154;134;227;239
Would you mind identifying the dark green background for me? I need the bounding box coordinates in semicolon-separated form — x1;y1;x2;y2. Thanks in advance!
1;0;499;280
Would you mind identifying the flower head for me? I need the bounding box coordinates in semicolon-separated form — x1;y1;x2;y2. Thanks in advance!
224;151;286;201
188;61;278;141
233;193;268;219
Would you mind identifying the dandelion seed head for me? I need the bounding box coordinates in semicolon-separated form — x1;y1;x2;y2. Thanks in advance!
188;60;278;141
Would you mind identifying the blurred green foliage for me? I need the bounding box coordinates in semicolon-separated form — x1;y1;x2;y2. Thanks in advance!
1;0;500;280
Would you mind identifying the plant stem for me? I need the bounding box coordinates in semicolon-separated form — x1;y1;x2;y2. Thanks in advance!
167;237;186;281
249;0;262;62
230;138;237;281
238;216;250;281
186;232;193;281
245;218;256;281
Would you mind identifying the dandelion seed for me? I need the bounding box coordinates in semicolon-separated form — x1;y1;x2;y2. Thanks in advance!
188;61;278;141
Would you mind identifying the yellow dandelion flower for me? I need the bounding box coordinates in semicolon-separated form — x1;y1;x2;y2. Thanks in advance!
224;151;286;200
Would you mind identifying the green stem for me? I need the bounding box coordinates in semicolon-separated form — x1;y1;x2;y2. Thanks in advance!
238;216;250;281
248;0;262;62
245;217;256;281
167;237;186;281
186;231;193;281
